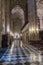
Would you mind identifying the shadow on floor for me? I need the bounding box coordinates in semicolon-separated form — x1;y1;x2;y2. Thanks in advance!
15;63;22;65
0;60;4;65
15;62;30;65
24;62;30;65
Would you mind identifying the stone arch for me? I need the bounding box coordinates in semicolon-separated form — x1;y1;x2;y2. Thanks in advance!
11;5;25;26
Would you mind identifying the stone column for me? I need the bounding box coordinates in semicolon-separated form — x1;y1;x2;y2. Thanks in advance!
1;0;5;34
5;0;10;47
27;0;39;40
0;0;2;47
39;17;43;31
10;16;14;33
5;0;10;33
10;0;14;33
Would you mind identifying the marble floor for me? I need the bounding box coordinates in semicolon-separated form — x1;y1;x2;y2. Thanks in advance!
0;40;43;65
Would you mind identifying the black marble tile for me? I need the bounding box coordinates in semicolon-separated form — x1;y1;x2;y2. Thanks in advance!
16;55;20;58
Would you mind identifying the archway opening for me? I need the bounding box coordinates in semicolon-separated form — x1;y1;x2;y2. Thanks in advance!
11;5;25;33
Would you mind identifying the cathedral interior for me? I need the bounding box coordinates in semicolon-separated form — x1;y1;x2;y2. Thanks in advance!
0;0;43;65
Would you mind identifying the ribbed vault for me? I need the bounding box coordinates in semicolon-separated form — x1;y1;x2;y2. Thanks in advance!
11;5;25;33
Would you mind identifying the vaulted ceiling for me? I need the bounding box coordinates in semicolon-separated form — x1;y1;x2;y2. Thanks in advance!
10;0;27;33
10;0;27;11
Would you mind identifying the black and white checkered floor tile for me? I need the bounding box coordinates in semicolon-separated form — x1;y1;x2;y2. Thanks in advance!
0;46;31;65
